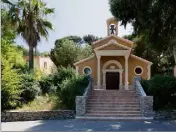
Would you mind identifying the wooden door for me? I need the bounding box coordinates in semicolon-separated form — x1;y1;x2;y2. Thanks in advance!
106;72;119;90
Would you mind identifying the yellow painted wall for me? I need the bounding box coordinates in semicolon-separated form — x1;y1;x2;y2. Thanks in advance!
76;55;148;85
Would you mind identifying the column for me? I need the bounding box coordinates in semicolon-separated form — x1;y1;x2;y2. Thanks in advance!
125;55;129;90
147;63;152;80
103;70;106;89
76;66;79;74
119;70;123;89
97;55;101;89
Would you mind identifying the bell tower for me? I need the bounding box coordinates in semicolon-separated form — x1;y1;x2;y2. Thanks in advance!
106;17;118;36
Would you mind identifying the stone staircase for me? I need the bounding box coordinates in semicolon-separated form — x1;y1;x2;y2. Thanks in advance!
76;86;153;120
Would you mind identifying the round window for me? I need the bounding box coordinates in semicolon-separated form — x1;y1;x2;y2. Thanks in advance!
83;67;92;75
134;66;143;75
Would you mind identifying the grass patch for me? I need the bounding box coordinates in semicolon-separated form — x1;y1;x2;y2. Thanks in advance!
9;94;65;112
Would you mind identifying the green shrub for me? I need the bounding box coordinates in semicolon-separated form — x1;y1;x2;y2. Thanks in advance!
39;75;55;94
142;75;176;110
58;75;89;110
141;79;150;95
21;74;41;102
53;67;76;85
1;64;22;111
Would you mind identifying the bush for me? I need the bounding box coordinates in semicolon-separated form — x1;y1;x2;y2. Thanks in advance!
1;64;22;111
54;67;76;85
141;79;150;95
20;74;41;102
39;67;76;94
142;75;176;110
58;75;89;110
39;75;55;94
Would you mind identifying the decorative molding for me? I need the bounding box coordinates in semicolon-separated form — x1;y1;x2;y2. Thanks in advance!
82;66;92;75
95;50;131;57
102;60;123;89
74;55;94;66
134;66;144;76
92;35;134;46
103;60;122;69
94;39;131;51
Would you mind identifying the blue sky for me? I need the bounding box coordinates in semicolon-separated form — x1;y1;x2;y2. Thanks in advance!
16;0;133;52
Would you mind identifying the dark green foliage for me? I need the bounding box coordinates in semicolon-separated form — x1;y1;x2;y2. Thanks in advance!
83;34;100;45
58;75;89;110
39;75;55;94
39;67;76;94
21;74;41;102
141;75;176;110
141;80;150;95
109;0;176;66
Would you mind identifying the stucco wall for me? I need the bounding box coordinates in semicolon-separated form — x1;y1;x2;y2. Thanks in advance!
39;57;57;74
76;55;148;85
78;56;97;83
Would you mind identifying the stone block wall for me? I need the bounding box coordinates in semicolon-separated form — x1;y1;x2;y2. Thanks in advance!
140;96;154;117
1;110;74;122
75;96;87;116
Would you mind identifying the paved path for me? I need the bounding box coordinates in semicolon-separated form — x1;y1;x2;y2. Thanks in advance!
2;119;176;131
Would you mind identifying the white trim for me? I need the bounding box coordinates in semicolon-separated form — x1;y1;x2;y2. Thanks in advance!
76;66;79;74
134;66;144;76
97;55;101;89
174;66;176;77
103;60;122;69
92;35;134;46
125;55;129;90
95;50;131;57
94;39;131;51
102;60;123;89
147;63;152;80
82;66;92;75
74;55;94;66
131;54;153;64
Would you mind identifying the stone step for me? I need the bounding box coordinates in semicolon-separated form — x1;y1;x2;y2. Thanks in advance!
87;110;141;114
76;116;153;121
88;102;139;106
88;99;139;102
90;92;138;94
87;104;140;108
87;107;140;111
89;96;139;99
85;113;142;117
88;101;139;104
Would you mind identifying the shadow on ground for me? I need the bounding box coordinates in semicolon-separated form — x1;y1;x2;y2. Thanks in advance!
24;119;176;131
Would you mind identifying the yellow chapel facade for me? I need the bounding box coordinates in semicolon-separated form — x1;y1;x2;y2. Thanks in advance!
74;18;153;90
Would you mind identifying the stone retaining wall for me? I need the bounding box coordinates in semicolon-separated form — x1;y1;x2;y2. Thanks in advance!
1;110;75;122
154;110;176;120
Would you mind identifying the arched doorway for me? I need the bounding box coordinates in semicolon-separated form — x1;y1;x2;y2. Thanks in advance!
102;60;123;89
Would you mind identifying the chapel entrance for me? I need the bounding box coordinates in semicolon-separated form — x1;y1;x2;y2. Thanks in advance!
106;72;120;90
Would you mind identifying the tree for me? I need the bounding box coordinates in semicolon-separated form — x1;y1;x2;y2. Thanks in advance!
123;34;174;75
62;35;82;44
83;34;100;45
7;0;54;70
109;0;176;66
50;38;92;67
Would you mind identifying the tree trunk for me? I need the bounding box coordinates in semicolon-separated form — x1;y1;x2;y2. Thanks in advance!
29;45;34;71
173;45;176;76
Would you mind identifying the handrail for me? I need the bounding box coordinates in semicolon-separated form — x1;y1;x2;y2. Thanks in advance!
136;80;146;96
83;81;91;96
83;77;93;97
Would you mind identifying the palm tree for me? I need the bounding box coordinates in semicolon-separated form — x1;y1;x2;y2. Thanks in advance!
7;0;54;70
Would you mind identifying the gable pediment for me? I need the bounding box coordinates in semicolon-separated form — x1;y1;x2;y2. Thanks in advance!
92;35;134;49
94;39;131;51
